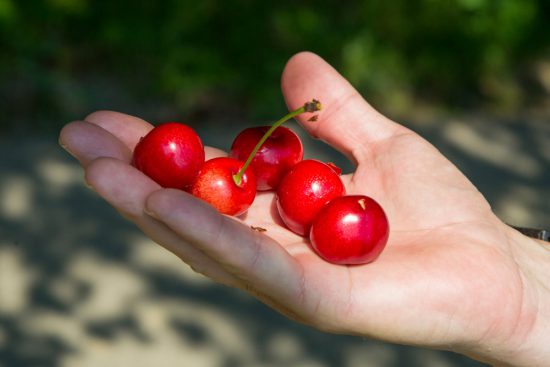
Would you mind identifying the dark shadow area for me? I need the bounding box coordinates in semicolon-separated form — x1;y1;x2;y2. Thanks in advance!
170;318;210;346
85;314;151;343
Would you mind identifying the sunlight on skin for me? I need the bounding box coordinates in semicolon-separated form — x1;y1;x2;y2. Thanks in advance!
59;52;550;367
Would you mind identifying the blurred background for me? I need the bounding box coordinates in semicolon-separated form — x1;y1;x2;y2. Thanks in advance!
0;1;549;366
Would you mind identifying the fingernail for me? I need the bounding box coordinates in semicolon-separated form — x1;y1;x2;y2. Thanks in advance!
60;143;77;159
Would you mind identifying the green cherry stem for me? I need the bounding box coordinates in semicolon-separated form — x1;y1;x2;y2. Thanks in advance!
232;99;322;187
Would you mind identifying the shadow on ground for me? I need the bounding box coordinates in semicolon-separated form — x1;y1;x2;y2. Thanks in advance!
0;112;548;367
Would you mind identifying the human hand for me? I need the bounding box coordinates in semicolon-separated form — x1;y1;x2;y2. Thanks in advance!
59;52;550;366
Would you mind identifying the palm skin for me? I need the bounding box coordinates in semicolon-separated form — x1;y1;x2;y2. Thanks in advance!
60;52;548;366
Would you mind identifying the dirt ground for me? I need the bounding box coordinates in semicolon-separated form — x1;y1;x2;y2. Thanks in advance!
0;112;548;367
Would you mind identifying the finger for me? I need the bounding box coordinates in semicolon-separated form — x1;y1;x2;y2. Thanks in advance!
84;110;227;160
59;121;132;166
85;110;154;151
281;52;406;162
84;157;241;286
204;146;228;160
145;189;306;308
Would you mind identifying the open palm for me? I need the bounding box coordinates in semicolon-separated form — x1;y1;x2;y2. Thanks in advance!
60;52;542;364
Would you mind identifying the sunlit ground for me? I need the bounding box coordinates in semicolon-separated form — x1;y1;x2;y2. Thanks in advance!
0;111;548;367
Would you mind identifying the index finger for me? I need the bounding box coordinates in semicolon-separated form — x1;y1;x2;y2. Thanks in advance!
84;110;227;160
85;110;153;151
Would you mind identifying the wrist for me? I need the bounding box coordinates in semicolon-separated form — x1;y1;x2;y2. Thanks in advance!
471;227;550;366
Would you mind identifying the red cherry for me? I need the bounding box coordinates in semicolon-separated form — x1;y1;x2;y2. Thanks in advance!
276;159;346;236
132;122;205;189
230;126;303;191
189;157;256;216
189;99;320;217
326;162;342;175
310;195;389;265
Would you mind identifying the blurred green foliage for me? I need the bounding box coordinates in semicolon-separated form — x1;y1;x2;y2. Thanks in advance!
1;0;549;133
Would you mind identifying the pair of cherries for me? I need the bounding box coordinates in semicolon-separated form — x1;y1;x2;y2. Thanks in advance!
132;100;389;265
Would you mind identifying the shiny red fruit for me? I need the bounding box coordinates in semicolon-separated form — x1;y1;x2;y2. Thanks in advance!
276;159;346;236
310;195;389;265
190;157;256;216
229;126;303;191
132;122;205;189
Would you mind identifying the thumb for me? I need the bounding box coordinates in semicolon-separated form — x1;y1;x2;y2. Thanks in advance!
281;52;404;163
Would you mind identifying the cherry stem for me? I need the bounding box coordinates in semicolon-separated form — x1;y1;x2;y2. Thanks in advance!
233;99;321;186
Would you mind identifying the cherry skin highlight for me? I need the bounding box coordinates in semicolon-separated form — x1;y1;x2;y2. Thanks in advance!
132;122;205;189
276;159;346;236
189;157;256;216
310;195;389;265
230;126;303;191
